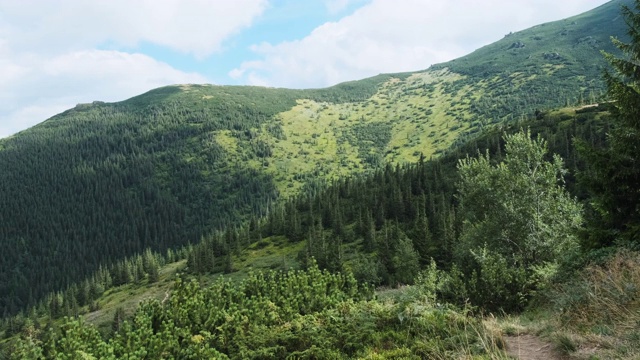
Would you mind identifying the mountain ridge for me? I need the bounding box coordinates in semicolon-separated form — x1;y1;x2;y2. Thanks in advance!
0;0;629;317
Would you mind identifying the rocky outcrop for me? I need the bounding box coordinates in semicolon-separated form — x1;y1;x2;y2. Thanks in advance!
509;41;526;49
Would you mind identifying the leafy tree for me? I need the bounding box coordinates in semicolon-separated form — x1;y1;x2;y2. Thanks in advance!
456;130;582;310
579;0;640;248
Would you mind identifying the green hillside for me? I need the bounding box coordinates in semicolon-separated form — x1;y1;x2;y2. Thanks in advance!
435;0;628;120
3;102;628;358
0;0;631;318
4;0;640;355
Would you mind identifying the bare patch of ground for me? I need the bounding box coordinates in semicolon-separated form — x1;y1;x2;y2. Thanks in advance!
504;334;565;360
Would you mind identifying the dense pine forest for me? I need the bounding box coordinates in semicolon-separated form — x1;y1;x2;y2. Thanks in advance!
2;0;640;358
0;0;627;319
0;79;408;316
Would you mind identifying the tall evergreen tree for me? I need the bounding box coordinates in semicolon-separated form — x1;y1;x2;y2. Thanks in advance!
579;0;640;247
410;200;433;265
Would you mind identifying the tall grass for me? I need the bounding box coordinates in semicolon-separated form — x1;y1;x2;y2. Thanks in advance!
553;251;640;329
550;251;640;358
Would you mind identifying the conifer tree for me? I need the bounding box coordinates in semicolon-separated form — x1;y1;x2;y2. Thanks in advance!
362;211;376;253
579;0;640;247
410;201;433;265
112;307;126;334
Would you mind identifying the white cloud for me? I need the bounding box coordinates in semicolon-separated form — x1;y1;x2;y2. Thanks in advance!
324;0;363;14
0;0;268;57
231;0;608;88
0;50;207;138
0;104;70;138
0;0;267;137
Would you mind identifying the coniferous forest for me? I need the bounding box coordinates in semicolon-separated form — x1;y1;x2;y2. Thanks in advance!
2;0;640;358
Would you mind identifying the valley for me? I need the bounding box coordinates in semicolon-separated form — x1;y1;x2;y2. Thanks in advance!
1;0;639;358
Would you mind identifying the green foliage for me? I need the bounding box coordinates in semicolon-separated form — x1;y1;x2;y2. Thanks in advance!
435;0;629;121
455;130;582;311
405;259;439;305
578;0;640;248
111;307;125;334
8;265;507;359
349;253;382;286
467;247;531;311
341;121;393;166
392;237;421;285
0;0;632;331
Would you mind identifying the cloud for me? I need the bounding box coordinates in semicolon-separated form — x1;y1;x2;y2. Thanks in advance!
324;0;365;14
0;0;267;137
0;0;268;57
231;0;607;88
0;50;207;138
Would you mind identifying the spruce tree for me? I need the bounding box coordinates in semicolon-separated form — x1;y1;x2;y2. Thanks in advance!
579;0;640;247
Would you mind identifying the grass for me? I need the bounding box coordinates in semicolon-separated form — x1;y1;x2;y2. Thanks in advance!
74;236;306;333
234;69;482;196
483;250;640;360
554;333;578;355
232;235;305;275
83;260;186;334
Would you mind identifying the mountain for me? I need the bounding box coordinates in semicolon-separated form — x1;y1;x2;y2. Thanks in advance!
437;0;628;117
0;0;630;316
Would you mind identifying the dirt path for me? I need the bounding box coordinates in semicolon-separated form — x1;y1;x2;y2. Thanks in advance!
504;334;564;360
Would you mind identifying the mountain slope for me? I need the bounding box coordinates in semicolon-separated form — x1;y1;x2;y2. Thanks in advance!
0;0;629;316
436;0;629;119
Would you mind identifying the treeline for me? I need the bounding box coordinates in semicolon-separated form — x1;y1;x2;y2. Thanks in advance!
0;76;411;318
187;105;610;293
0;93;283;317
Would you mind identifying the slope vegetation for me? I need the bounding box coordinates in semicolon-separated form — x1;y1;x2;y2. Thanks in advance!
0;0;629;316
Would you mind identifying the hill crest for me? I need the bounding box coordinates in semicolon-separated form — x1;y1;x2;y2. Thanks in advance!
0;0;629;317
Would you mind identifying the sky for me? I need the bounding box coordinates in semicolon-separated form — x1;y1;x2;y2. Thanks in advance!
0;0;610;138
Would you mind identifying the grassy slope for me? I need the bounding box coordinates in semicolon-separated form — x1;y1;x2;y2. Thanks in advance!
0;0;631;329
4;103;633;359
107;0;629;197
71;100;606;330
441;0;629;110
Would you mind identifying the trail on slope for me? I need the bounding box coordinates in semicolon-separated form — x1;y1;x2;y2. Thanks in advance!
504;334;565;360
